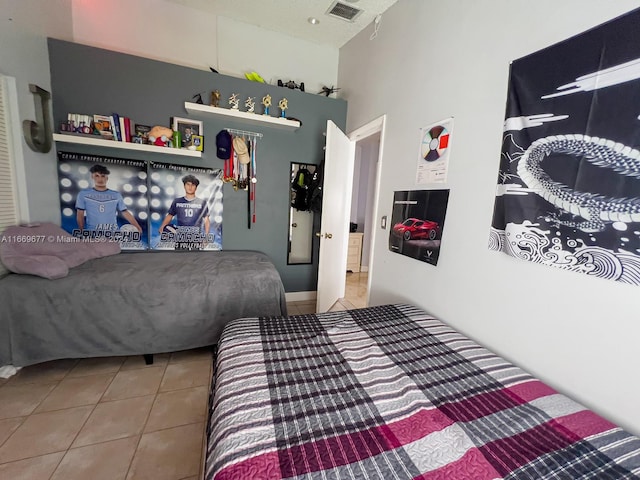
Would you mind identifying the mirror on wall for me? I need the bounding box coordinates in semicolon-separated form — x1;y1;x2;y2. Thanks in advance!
288;162;316;265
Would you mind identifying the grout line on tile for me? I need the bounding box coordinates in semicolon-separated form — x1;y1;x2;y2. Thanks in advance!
124;361;168;480
0;447;67;468
95;365;120;404
47;450;66;480
63;402;102;465
58;364;126;471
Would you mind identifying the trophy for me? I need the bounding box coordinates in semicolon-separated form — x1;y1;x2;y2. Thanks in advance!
278;98;288;118
262;94;272;115
229;93;240;110
245;97;256;113
210;90;221;107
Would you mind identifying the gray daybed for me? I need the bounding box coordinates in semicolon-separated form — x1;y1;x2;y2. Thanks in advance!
0;225;287;367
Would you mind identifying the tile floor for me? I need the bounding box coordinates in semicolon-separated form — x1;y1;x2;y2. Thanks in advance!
288;271;368;313
0;273;368;480
344;271;368;309
0;349;212;480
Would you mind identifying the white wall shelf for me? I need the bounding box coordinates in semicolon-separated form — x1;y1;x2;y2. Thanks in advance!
184;102;301;131
52;133;202;157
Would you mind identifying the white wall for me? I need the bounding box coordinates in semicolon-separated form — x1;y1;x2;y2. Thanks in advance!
339;0;640;435
71;0;218;71
71;0;338;95
217;17;338;95
0;0;74;223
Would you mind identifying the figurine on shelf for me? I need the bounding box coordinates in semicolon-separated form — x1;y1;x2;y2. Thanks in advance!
262;94;272;116
277;79;305;92
148;125;174;147
229;93;240;110
210;90;221;107
245;97;256;113
278;98;288;118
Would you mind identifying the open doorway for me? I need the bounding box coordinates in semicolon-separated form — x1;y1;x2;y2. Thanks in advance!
330;115;384;311
343;131;380;308
316;115;385;313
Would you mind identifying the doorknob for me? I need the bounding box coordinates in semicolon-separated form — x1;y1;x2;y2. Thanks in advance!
292;223;297;227
315;232;333;239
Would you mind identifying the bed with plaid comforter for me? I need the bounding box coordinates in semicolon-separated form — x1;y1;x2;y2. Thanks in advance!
205;304;640;479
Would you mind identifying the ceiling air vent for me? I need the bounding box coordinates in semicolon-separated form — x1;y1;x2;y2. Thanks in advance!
326;1;363;22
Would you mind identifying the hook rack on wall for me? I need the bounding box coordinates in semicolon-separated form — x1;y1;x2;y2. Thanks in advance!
225;128;263;138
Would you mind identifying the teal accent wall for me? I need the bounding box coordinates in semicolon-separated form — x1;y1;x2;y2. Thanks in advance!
47;39;347;292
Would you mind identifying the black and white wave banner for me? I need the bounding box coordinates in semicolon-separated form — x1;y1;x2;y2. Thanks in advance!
490;8;640;285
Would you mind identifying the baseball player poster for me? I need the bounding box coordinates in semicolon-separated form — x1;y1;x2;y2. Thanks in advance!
57;152;149;250
148;162;223;251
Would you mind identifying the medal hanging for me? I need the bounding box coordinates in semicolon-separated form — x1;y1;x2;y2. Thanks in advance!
251;137;257;223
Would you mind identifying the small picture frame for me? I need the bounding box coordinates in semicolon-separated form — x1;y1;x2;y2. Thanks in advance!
171;117;203;148
189;134;204;152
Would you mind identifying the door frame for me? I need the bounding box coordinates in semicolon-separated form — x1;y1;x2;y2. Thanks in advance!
347;115;386;307
314;114;386;309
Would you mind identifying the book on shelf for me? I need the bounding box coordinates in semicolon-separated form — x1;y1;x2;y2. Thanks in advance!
110;113;122;141
119;116;127;142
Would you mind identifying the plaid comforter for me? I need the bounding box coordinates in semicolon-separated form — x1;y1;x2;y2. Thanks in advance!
205;304;640;479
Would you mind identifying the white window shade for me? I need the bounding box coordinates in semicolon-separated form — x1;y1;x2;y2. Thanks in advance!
0;75;20;276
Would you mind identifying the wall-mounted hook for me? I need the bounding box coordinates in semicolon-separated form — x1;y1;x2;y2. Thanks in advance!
23;84;52;153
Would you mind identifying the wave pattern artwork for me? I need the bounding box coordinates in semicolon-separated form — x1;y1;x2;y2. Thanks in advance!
490;8;640;286
489;224;640;284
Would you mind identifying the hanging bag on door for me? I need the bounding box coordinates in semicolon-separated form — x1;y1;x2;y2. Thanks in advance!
291;166;312;211
308;159;325;213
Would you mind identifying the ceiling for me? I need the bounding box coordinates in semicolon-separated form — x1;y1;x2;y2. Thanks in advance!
164;0;399;48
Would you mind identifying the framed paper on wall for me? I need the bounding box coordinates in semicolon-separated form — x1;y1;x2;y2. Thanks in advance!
417;118;453;184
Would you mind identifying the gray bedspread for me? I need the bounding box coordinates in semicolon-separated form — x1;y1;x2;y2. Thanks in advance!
0;250;287;367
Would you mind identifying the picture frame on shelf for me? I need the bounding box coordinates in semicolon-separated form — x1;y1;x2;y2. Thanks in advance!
171;117;203;148
189;134;204;152
93;114;113;139
134;124;151;144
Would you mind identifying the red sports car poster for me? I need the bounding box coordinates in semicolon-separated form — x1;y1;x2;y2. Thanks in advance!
389;189;450;265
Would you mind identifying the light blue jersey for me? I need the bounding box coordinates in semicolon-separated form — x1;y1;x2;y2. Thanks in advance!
76;188;127;231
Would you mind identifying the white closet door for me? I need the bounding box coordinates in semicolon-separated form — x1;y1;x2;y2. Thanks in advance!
0;75;21;276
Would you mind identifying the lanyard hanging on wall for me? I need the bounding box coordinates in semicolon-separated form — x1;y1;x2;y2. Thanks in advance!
225;128;262;226
224;140;234;181
225;129;261;183
250;137;257;225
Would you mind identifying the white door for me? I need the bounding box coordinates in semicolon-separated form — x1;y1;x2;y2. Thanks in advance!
316;121;355;312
